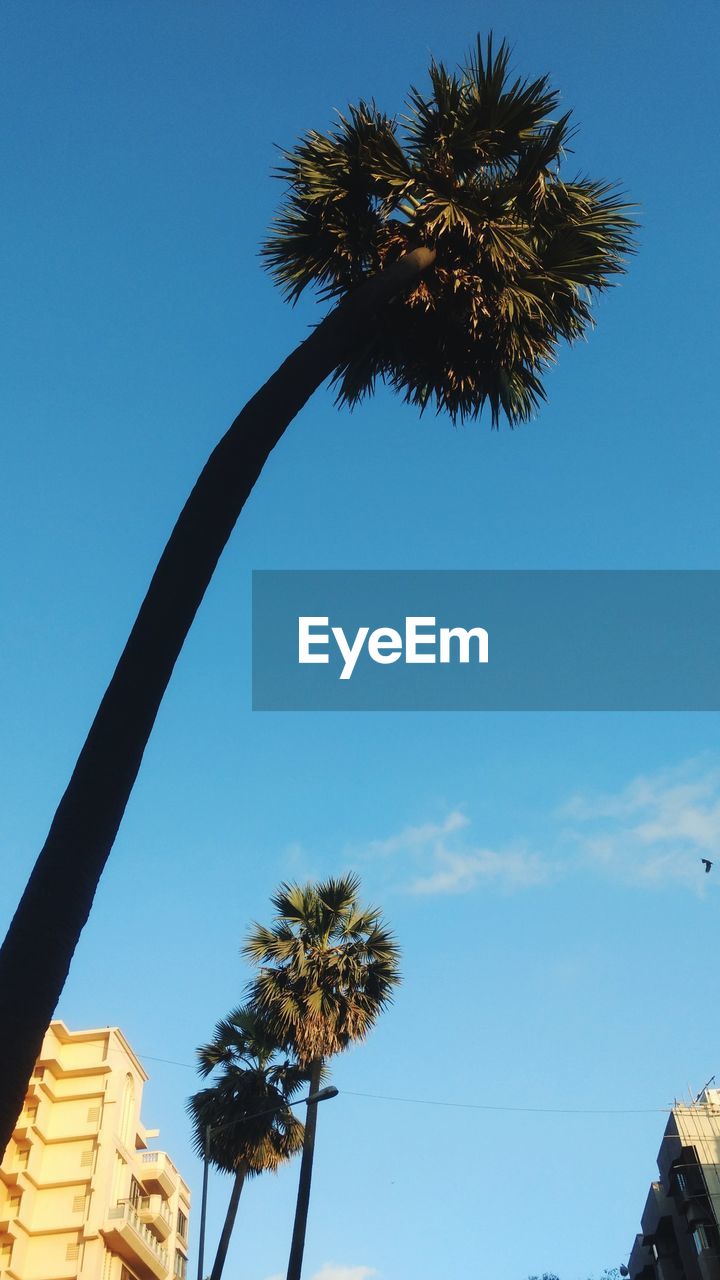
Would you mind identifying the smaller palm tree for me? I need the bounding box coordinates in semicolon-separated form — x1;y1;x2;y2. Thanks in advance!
187;1005;307;1280
244;874;401;1280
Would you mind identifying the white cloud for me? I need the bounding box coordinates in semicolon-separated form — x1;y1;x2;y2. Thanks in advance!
311;1267;377;1280
367;809;469;856
278;840;323;883
365;808;555;896
364;757;720;900
561;757;720;889
409;846;552;894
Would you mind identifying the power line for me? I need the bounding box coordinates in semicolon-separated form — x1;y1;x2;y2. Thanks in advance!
341;1089;671;1116
139;1051;673;1116
141;1053;199;1070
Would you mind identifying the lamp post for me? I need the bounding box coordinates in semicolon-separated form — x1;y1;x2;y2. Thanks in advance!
195;1086;338;1280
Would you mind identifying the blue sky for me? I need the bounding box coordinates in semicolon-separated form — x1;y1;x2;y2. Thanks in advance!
2;2;720;1278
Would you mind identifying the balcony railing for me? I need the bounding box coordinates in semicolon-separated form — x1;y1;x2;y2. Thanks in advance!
140;1150;179;1197
137;1193;172;1240
106;1200;169;1275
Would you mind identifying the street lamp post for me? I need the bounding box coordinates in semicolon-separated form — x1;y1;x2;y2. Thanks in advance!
195;1086;338;1280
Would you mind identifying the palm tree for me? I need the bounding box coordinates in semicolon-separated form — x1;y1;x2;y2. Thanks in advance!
244;874;401;1280
187;1005;307;1280
0;35;635;1156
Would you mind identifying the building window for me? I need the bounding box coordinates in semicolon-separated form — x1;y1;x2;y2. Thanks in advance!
174;1250;188;1279
177;1208;188;1242
693;1224;710;1254
129;1177;143;1209
112;1153;127;1204
120;1075;135;1148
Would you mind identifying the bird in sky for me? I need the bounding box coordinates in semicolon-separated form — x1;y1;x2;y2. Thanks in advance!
702;859;713;873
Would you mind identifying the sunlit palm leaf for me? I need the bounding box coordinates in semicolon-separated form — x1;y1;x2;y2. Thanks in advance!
262;34;636;425
243;876;401;1065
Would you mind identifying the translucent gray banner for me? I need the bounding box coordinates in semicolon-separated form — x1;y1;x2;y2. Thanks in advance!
252;571;720;711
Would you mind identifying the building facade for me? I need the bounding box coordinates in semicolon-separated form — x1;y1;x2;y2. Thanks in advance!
629;1087;720;1280
0;1021;191;1280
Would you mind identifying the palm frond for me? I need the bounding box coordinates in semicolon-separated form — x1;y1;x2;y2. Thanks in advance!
261;32;637;425
187;1003;307;1177
242;876;401;1065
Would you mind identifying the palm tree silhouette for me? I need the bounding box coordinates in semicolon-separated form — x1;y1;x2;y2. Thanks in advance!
0;35;635;1156
245;875;401;1280
188;1005;307;1280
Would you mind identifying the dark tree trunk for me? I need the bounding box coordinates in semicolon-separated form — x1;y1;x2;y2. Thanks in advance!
286;1058;324;1280
210;1162;247;1280
0;248;436;1160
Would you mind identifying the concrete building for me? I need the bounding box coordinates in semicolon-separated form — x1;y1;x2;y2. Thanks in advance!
628;1087;720;1280
0;1021;191;1280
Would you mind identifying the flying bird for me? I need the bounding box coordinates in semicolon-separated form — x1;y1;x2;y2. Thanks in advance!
702;859;713;874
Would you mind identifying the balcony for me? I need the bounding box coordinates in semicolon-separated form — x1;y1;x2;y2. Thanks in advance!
685;1196;713;1228
137;1193;172;1241
0;1194;20;1232
102;1201;169;1280
140;1151;178;1199
11;1110;36;1141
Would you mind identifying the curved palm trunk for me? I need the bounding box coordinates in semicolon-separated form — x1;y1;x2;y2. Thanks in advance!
286;1058;324;1280
210;1162;248;1280
0;247;436;1159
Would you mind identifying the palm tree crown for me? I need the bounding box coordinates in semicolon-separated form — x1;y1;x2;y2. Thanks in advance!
243;874;401;1064
187;1005;306;1177
262;35;636;424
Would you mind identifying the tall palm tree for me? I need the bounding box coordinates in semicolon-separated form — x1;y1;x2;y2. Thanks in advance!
244;874;401;1280
187;1005;307;1280
0;35;635;1156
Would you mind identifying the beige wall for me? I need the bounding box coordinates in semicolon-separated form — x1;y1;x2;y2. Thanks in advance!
0;1021;191;1280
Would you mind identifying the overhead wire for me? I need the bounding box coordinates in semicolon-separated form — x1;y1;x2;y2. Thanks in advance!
138;1051;675;1116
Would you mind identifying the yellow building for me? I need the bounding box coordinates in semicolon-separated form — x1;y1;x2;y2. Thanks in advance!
0;1021;191;1280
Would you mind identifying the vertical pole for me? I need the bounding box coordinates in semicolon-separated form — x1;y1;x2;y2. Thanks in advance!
197;1123;211;1280
286;1060;324;1280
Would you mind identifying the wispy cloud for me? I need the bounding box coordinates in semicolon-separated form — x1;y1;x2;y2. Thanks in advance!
408;845;552;895
561;756;720;889
363;757;720;899
278;840;322;883
363;808;555;896
311;1266;378;1280
367;809;469;856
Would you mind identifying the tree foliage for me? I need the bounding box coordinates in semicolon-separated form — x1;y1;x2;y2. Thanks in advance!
263;35;636;424
527;1270;621;1280
243;874;401;1065
187;1004;306;1176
